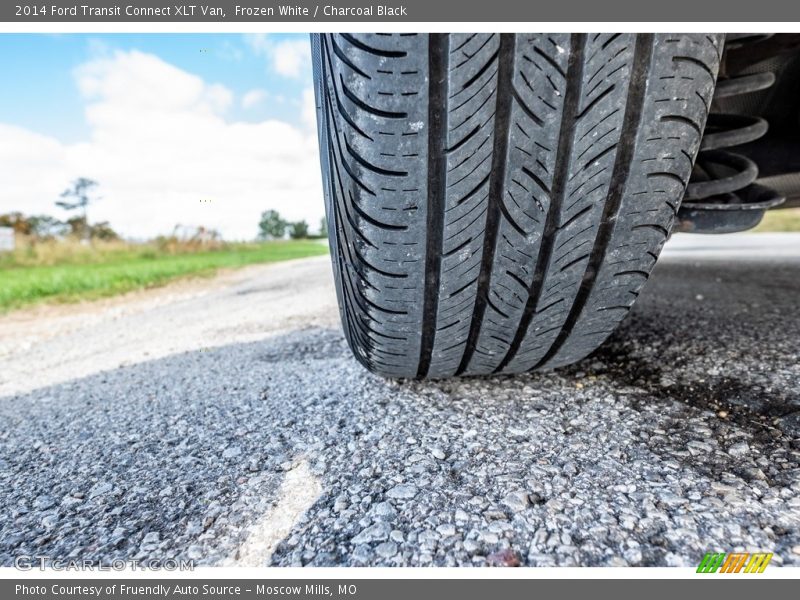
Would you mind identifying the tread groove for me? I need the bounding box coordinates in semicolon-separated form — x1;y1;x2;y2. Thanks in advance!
340;75;408;119
341;33;407;58
456;33;516;376
495;33;587;374
417;34;449;378
535;33;655;369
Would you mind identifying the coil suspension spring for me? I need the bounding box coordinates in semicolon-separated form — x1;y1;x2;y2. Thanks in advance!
679;34;785;232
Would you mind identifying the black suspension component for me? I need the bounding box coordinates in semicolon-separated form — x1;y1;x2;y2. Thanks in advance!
677;34;785;234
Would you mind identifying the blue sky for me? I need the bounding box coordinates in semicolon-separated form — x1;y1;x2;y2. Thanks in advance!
0;33;311;143
0;33;324;240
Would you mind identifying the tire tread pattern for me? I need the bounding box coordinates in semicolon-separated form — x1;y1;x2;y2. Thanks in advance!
313;33;722;378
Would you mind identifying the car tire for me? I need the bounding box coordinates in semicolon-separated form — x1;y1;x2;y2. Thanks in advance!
311;33;722;378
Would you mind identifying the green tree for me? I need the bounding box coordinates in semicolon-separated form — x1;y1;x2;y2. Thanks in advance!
0;213;66;238
28;215;67;239
57;178;100;239
0;212;33;235
65;216;90;240
258;209;287;239
89;221;119;241
289;220;309;239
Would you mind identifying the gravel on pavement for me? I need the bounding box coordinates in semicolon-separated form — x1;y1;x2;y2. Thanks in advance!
0;234;798;567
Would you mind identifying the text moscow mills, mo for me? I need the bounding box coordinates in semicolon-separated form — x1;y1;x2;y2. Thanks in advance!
14;4;409;18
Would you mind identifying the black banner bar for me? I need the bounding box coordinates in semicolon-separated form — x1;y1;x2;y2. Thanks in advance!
2;0;800;22
3;579;800;600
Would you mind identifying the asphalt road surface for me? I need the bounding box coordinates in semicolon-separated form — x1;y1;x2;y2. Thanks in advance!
1;233;799;568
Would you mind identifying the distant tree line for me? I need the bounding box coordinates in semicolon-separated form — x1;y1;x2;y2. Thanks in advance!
1;178;119;241
3;177;330;244
259;210;327;240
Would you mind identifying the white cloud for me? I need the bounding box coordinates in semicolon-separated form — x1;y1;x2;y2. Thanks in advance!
242;89;267;109
0;49;324;240
244;34;311;79
271;39;311;78
243;33;269;55
76;50;234;114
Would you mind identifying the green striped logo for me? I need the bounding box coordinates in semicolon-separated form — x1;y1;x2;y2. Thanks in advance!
697;552;773;573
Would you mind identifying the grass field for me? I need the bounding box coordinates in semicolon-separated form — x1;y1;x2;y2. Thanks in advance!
0;239;329;313
752;207;800;232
